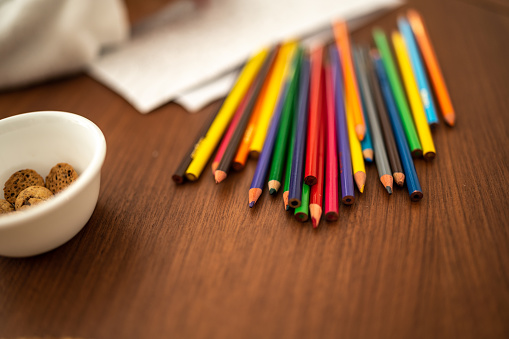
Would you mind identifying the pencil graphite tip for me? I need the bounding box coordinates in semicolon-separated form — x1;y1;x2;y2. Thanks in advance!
386;186;392;195
214;170;227;184
363;149;374;163
380;174;393;195
354;171;367;194
444;113;455;127
394;173;405;187
269;188;276;195
268;180;281;195
248;188;263;207
312;218;318;228
249;201;255;208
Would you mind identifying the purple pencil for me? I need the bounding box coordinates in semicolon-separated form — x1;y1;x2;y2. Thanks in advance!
329;44;355;205
249;50;299;207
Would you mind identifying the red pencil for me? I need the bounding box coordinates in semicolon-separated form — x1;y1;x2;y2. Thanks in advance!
309;93;326;228
211;85;254;174
323;60;339;222
304;45;324;186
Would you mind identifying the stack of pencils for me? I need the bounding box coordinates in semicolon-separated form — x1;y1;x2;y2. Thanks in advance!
173;9;456;228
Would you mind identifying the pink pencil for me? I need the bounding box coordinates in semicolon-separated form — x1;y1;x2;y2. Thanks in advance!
211;85;254;174
323;61;339;222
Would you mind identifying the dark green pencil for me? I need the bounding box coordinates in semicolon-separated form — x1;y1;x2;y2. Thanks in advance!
268;47;303;196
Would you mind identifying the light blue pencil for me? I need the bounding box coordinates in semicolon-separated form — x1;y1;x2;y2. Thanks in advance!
398;17;439;127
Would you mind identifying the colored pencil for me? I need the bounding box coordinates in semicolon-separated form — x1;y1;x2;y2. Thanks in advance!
214;47;279;183
172;98;223;184
407;9;456;126
249;42;298;157
368;50;405;187
304;45;324;186
249;47;298;207
211;86;253;174
374;54;423;201
323;60;339;221
268;47;303;195
398;17;439;127
346;93;366;194
329;44;355;204
333;21;366;141
309;104;325;228
353;53;374;163
294;183;310;222
392;31;436;160
231;61;274;171
288;54;311;209
372;29;422;157
282;78;300;210
355;46;393;194
185;48;269;181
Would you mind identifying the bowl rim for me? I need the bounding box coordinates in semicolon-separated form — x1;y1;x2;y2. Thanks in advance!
0;111;106;229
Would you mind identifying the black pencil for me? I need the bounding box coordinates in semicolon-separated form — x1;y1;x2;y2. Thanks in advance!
214;46;280;183
366;48;405;187
172;99;225;184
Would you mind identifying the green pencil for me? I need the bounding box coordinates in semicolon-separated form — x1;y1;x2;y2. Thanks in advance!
268;47;303;196
294;183;310;222
372;28;422;157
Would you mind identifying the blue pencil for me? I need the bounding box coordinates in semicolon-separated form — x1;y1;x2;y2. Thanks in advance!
288;54;311;208
373;52;423;201
249;50;299;207
329;45;355;205
398;17;439;127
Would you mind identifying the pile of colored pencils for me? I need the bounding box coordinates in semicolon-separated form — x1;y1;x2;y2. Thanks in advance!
173;9;456;228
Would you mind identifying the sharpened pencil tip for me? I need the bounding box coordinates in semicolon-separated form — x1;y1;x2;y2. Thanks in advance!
386;186;392;195
312;218;318;228
249;201;255;208
360;185;365;193
444;113;455;127
269;188;276;195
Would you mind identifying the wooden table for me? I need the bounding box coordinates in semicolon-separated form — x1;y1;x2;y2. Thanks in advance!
1;1;508;338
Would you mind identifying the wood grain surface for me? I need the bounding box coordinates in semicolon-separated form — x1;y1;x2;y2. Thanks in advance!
1;0;508;338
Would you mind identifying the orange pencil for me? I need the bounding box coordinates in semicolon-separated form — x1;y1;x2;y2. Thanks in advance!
333;21;366;140
407;9;456;126
231;53;277;170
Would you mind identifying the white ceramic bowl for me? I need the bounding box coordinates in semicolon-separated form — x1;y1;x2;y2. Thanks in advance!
0;111;106;257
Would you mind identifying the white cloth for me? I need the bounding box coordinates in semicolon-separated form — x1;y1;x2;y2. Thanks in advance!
0;0;128;89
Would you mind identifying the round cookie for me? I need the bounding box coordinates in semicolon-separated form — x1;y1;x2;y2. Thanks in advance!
15;186;53;211
0;199;14;214
3;169;45;204
45;163;79;194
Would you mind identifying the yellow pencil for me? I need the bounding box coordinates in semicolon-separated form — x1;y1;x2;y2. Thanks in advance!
185;48;269;181
249;41;298;157
345;94;366;193
392;31;436;160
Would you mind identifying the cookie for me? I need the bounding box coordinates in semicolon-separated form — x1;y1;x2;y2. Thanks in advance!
0;199;14;214
3;169;45;204
45;163;79;194
15;186;54;211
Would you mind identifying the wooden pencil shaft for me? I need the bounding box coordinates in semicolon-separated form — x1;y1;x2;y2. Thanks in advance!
367;50;404;177
288;55;311;208
354;47;392;178
310;100;325;206
216;47;279;175
294;182;310;222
